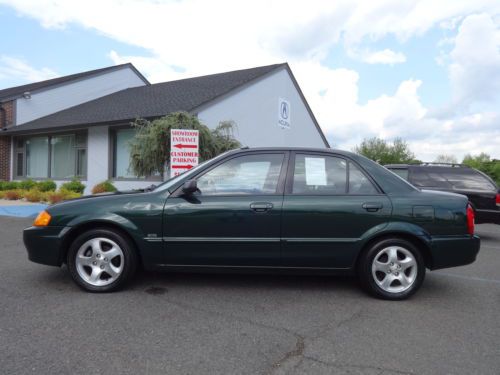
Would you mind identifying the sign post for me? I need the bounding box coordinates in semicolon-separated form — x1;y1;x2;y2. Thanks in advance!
170;129;199;178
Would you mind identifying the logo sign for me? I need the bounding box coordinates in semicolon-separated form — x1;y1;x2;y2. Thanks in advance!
170;129;199;177
278;98;291;129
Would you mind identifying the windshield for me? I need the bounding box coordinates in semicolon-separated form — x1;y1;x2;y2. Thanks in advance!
153;151;233;192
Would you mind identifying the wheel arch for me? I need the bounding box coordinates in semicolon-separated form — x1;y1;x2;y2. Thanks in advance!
355;230;433;271
59;220;143;267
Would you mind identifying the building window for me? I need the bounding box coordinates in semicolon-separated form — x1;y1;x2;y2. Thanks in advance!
15;132;87;180
26;136;49;178
113;128;136;179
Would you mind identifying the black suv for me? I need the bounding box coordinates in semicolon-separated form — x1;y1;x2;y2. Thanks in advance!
385;163;500;225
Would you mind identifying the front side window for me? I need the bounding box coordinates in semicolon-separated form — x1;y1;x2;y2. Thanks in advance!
197;153;284;196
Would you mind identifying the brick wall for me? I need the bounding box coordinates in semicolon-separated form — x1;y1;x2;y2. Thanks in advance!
0;101;14;180
1;101;14;128
0;136;11;180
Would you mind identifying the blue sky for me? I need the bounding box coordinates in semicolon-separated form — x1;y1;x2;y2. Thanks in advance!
0;1;499;160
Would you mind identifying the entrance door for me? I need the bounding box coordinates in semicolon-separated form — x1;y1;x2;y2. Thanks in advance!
162;152;288;266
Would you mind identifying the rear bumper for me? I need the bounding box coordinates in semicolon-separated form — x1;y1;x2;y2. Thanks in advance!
475;209;500;224
429;235;480;270
23;226;69;266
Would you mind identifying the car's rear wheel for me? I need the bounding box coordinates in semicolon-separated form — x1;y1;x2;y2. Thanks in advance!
358;238;425;300
67;228;137;292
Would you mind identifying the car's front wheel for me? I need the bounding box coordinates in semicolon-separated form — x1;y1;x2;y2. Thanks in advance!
358;238;425;300
67;228;137;292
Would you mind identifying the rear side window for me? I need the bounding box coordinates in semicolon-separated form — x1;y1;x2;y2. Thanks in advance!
349;162;378;194
293;154;347;194
411;168;495;191
291;155;378;195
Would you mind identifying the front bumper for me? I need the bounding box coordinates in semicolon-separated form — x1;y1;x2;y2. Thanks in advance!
429;235;480;270
24;226;69;266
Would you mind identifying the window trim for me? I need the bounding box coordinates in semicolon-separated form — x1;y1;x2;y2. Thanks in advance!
13;130;88;181
285;151;384;196
171;151;290;198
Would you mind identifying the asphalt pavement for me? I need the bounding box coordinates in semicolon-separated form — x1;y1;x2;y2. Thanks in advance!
0;217;499;375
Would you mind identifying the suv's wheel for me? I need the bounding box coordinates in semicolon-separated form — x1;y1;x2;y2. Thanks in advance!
358;238;425;300
67;228;137;292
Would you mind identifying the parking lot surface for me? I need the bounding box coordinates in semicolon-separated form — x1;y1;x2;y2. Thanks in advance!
0;217;499;375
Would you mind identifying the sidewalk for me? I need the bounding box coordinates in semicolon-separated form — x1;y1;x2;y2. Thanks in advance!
0;200;48;218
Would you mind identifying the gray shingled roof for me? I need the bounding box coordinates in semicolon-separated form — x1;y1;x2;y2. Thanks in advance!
0;63;148;102
4;63;286;135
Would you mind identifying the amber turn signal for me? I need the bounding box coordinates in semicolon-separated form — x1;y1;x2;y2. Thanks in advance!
33;210;51;227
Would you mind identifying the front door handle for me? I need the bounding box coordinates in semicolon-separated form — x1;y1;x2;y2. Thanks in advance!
250;202;274;213
362;202;383;212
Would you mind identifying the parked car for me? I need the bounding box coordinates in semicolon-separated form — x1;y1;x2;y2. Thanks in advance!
385;163;500;225
24;148;480;300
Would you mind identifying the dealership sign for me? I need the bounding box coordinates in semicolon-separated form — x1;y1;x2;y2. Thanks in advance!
170;129;199;177
278;97;291;129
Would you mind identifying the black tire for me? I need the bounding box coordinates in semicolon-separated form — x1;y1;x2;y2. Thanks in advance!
358;238;425;300
67;228;138;292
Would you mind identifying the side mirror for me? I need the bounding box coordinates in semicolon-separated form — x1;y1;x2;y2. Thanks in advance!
182;179;198;195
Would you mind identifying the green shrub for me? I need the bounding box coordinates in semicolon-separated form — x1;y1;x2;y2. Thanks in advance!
18;179;37;190
0;181;20;190
37;180;57;192
60;179;85;194
91;180;117;194
59;188;82;200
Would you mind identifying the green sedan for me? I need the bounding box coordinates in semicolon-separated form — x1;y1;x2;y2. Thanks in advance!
24;147;480;300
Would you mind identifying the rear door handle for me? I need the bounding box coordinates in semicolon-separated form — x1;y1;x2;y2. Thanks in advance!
362;202;383;212
250;202;274;213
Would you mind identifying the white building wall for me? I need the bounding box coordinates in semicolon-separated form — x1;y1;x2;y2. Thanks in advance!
197;68;326;148
15;67;146;125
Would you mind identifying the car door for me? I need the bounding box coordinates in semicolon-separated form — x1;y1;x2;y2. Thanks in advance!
281;152;392;268
162;151;288;266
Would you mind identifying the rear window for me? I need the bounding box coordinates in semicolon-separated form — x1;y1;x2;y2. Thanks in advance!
410;168;495;191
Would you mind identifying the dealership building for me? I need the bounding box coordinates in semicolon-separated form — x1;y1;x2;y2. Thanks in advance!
0;63;328;193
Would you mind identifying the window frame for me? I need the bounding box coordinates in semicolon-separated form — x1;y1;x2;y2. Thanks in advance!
171;151;289;198
285;151;383;196
109;126;162;182
13;130;88;180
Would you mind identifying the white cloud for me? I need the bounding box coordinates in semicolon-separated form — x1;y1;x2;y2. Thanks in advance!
0;56;58;84
348;48;407;65
448;13;500;108
1;0;500;160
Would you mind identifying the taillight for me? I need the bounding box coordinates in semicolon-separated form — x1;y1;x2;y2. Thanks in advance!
496;193;500;207
466;204;475;235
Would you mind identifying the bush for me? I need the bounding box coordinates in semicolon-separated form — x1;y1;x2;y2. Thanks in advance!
4;190;22;200
24;189;44;203
46;192;64;204
60;179;85;194
59;188;82;200
18;179;37;190
0;181;20;191
91;181;117;194
37;180;57;192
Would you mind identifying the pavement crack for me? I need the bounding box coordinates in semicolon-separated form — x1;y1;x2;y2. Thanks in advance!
302;355;416;375
266;334;305;374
